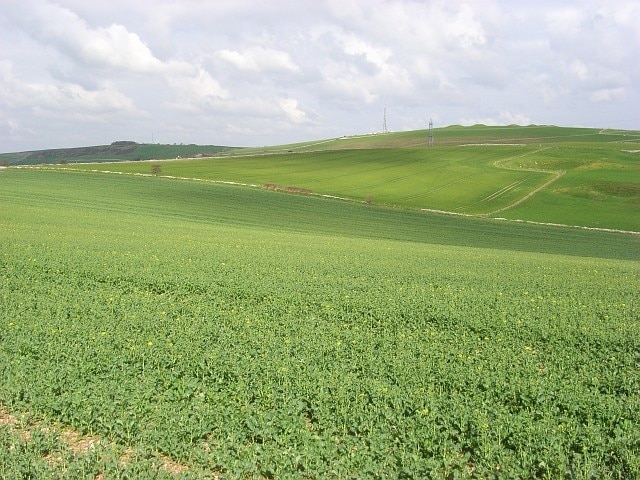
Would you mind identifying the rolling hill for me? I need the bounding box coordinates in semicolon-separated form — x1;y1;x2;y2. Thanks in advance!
1;140;639;477
37;124;640;232
1;125;639;477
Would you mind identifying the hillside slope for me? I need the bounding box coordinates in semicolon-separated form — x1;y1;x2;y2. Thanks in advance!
1;166;638;478
5;125;640;231
53;125;640;232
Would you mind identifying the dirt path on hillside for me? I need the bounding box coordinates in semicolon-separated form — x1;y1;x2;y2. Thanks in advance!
486;170;564;215
483;147;565;216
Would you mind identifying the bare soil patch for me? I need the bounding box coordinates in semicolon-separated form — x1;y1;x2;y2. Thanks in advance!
263;183;313;194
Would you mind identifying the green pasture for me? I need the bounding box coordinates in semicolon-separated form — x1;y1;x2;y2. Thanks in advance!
60;134;640;231
62;146;554;214
494;144;640;229
1;168;638;478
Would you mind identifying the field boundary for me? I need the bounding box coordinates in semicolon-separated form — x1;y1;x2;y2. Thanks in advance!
419;207;639;235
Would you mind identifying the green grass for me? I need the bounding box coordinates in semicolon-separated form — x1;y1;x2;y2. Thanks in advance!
59;136;640;231
5;125;640;230
61;146;554;213
2;125;640;477
2;170;638;260
237;125;640;153
494;144;640;229
1;168;638;478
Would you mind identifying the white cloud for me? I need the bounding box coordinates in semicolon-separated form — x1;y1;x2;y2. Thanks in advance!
279;98;308;124
168;67;230;106
533;76;570;107
321;67;379;104
499;112;532;126
0;0;638;151
309;25;415;104
461;111;532;127
570;60;590;81
217;46;300;73
590;88;625;103
1;60;137;115
12;1;167;74
441;3;488;50
78;24;165;73
330;28;391;70
546;7;585;37
28;81;136;114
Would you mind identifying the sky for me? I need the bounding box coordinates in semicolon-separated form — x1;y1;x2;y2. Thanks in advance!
1;0;639;152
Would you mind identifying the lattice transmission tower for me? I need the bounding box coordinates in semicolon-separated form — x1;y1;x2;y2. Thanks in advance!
428;118;434;147
383;106;388;134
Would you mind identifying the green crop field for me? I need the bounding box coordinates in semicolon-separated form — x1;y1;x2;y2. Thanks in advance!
1;167;639;478
56;125;640;232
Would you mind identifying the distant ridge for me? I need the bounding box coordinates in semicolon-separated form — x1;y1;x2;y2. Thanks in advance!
0;142;240;166
25;143;139;160
2;125;639;166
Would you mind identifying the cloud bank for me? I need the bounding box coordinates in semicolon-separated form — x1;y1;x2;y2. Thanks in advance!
1;0;638;151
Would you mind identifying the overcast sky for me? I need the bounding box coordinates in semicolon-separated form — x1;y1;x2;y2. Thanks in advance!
1;0;638;151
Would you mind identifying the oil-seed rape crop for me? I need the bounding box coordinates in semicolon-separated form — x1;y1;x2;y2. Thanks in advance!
1;169;639;478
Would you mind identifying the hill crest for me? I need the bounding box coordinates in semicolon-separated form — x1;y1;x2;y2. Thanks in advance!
3;125;640;166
